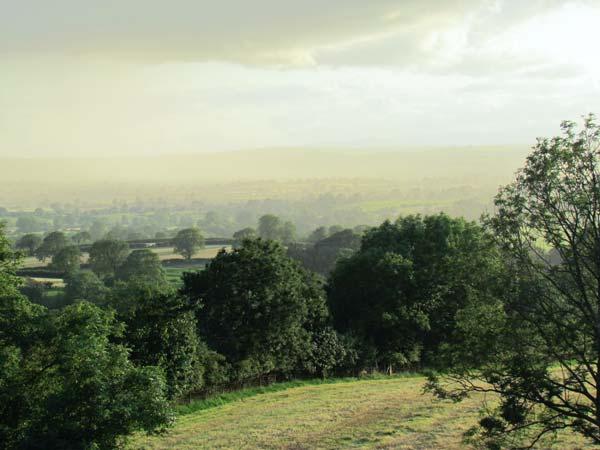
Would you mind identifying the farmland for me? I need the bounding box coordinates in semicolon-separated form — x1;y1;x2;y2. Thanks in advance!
130;376;589;450
18;245;230;297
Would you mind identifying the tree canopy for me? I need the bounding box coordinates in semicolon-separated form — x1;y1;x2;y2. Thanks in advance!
89;239;130;279
35;231;68;261
428;115;600;448
173;228;204;260
328;214;504;371
181;239;329;380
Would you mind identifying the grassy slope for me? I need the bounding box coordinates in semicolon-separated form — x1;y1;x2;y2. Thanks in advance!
130;376;589;450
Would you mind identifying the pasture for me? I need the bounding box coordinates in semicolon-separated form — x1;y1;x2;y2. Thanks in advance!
130;376;589;450
20;245;227;268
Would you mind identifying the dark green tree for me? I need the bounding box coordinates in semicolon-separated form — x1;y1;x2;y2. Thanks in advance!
88;239;129;279
257;214;282;241
173;228;204;260
35;231;68;262
232;227;256;247
328;214;503;371
0;225;172;449
72;230;92;245
116;249;166;283
289;229;361;275
64;271;109;304
16;216;44;234
181;239;328;380
428;115;600;448
108;281;203;399
15;234;42;256
49;245;81;274
307;226;329;243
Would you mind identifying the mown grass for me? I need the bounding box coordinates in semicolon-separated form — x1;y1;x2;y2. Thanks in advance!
174;375;420;417
129;375;591;449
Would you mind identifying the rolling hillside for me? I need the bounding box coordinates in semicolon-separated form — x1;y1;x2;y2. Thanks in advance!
130;376;588;449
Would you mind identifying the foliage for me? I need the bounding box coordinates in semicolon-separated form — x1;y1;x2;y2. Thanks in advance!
257;214;296;243
327;214;504;371
35;231;68;261
0;300;172;450
0;222;21;297
64;271;109;304
116;248;166;283
1;225;172;449
15;233;42;256
72;230;91;244
173;228;205;260
108;280;204;399
428;115;600;448
88;239;129;279
288;228;361;275
181;238;329;380
232;227;256;247
49;245;81;274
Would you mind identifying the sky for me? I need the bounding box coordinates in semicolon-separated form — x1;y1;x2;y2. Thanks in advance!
1;0;599;157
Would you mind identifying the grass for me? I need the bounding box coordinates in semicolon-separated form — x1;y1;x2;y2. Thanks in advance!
152;245;228;261
129;375;591;449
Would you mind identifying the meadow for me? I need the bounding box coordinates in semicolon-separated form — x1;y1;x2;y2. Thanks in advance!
130;376;589;450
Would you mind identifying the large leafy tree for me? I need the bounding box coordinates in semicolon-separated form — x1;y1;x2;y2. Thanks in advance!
428;115;600;448
88;239;129;279
108;280;203;399
49;245;81;274
64;271;109;305
328;214;503;371
116;248;166;283
173;228;204;260
15;234;42;256
257;215;296;243
35;231;68;262
0;222;21;297
0;225;172;449
289;228;361;275
181;239;329;380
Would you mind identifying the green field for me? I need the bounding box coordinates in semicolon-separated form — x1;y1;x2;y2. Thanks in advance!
130;376;589;450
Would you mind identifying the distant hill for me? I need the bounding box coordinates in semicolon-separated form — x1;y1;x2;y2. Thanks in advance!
0;147;529;207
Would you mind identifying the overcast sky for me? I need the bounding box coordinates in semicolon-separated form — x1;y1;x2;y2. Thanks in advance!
1;0;599;156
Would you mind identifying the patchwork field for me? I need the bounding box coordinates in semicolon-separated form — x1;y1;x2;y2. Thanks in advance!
20;245;228;269
129;376;589;450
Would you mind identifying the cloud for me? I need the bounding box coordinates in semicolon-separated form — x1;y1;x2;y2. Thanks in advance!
0;0;487;65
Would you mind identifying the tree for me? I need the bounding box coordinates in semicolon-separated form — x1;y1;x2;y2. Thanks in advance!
428;115;600;448
0;301;172;449
173;228;204;260
89;239;129;279
327;215;503;371
49;245;81;273
89;220;108;241
16;216;44;233
307;226;329;243
181;239;329;380
232;227;256;247
289;229;361;275
0;222;21;297
35;231;68;261
108;281;203;399
64;271;108;304
0;225;172;449
257;215;296;243
117;249;166;283
72;230;91;245
281;221;296;244
15;233;42;256
257;214;281;241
